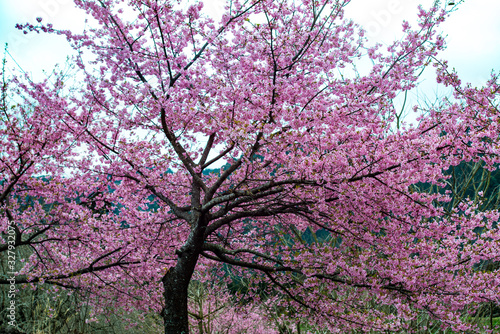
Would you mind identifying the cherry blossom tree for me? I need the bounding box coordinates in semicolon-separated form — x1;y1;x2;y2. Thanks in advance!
0;56;153;330
6;0;500;333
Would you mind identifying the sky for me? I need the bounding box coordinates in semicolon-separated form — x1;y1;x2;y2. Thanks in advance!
343;0;500;87
0;0;498;91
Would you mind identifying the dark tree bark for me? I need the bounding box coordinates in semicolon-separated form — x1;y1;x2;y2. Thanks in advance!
161;216;206;334
162;266;191;334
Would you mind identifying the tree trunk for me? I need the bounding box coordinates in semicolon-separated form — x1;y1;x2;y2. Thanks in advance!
161;218;206;334
162;266;191;334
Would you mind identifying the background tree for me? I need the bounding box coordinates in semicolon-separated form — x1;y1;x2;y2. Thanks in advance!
7;0;500;333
